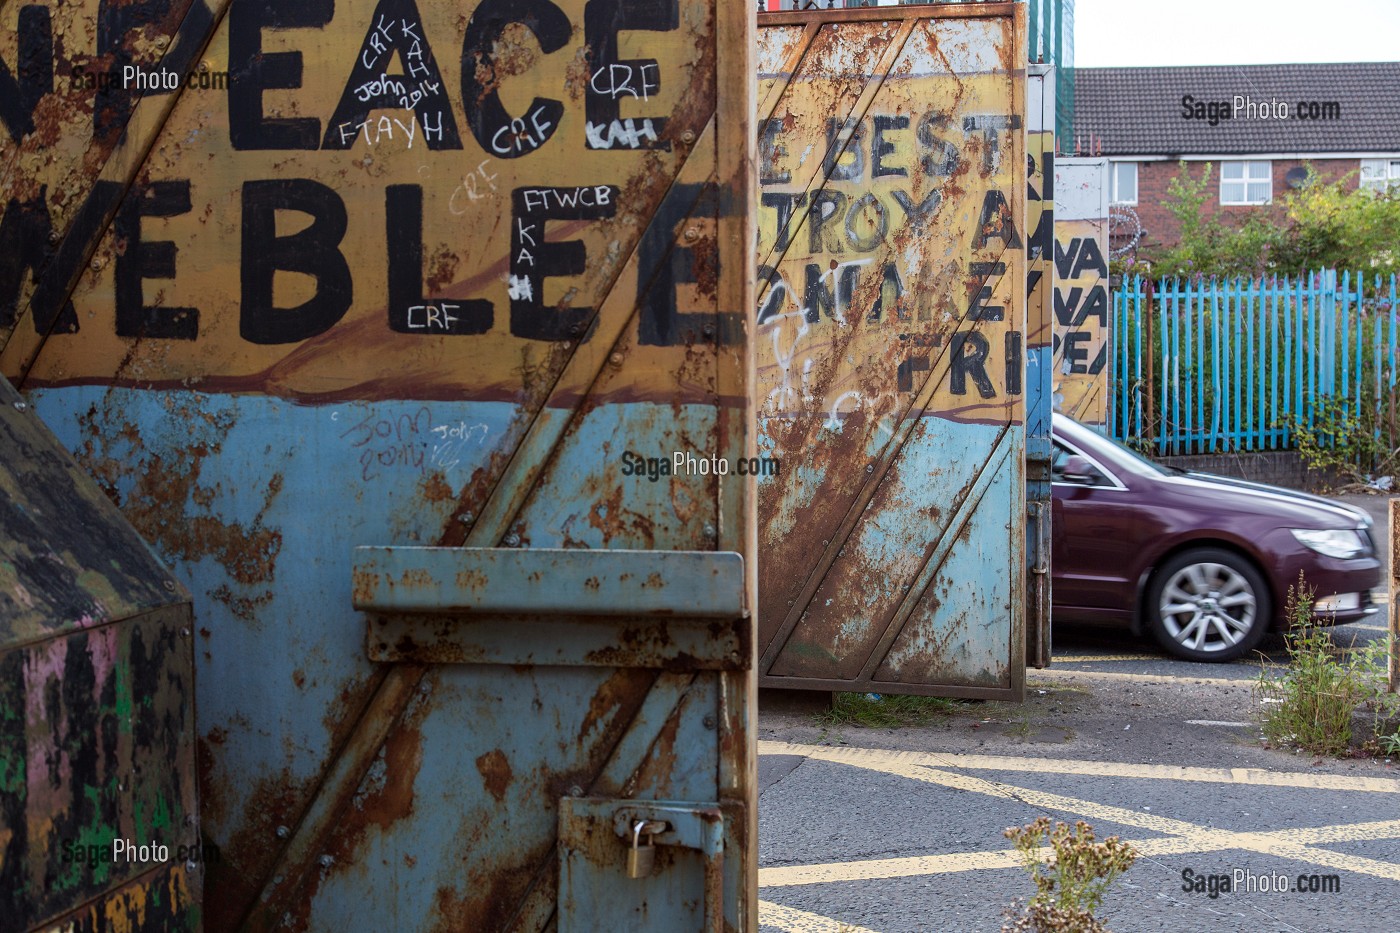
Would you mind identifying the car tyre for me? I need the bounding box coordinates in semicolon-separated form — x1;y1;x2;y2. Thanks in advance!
1145;548;1271;662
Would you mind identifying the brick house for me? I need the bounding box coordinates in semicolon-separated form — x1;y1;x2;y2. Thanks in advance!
1071;63;1400;256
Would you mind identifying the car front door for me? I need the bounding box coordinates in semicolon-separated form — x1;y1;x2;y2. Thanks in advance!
1051;439;1142;619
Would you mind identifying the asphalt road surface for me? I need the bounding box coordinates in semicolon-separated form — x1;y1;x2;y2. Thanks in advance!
757;494;1398;933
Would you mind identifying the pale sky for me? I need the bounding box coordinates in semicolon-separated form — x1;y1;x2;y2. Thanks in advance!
1075;0;1400;67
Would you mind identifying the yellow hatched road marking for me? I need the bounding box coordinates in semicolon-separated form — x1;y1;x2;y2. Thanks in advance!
757;900;881;933
758;742;1400;794
1030;667;1253;687
1046;654;1165;663
757;744;1400;887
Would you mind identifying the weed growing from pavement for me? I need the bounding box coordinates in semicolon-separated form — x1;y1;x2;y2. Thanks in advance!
1255;572;1400;756
815;692;963;729
1002;818;1138;933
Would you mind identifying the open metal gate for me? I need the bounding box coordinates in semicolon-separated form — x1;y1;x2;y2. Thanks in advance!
1052;156;1111;427
754;3;1027;699
1025;62;1054;669
2;0;756;927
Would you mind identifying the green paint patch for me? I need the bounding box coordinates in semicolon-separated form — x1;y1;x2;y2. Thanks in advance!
75;569;123;615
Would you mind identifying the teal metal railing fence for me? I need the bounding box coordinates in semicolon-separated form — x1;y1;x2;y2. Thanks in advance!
1112;272;1400;458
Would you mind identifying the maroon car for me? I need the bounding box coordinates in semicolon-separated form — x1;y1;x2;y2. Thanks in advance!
1051;413;1382;661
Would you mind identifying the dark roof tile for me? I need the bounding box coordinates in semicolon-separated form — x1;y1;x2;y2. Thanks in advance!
1071;63;1400;156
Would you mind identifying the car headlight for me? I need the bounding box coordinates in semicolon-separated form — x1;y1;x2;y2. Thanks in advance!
1290;528;1366;559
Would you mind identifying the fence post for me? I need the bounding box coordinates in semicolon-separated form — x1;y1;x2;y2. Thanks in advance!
1145;277;1155;441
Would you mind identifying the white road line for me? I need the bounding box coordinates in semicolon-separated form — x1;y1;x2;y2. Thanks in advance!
1185;720;1253;727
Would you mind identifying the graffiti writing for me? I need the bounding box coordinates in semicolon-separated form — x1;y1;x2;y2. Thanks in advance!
339;406;488;481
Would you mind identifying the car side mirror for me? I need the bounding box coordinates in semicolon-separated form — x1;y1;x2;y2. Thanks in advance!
1060;455;1102;486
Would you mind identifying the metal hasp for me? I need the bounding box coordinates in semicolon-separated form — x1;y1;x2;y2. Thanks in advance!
355;548;746;929
1052;157;1112;427
2;0;756;926
0;374;200;932
754;2;1029;698
559;798;728;931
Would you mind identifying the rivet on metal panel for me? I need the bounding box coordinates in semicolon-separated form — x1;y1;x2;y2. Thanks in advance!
164;580;176;591
569;323;581;336
702;715;716;729
703;523;716;538
11;401;26;412
180;627;190;637
186;860;197;872
821;540;828;546
318;854;334;869
570;785;584;797
681;129;696;145
275;825;290;839
504;533;521;547
866;464;875;473
610;353;623;366
684;227;699;242
703;323;715;337
459;512;474;524
786;600;793;606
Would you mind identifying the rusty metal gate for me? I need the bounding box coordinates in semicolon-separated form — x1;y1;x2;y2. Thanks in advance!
1052;156;1111;427
1025;62;1054;669
754;3;1027;699
1;0;756;928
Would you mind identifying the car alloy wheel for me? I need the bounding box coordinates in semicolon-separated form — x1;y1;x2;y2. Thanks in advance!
1146;548;1270;661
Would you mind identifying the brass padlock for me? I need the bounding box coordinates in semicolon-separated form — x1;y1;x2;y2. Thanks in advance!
626;820;655;879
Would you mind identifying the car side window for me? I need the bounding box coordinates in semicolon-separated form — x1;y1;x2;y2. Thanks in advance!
1053;442;1114;487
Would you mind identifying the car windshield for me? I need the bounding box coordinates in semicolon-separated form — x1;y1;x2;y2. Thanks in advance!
1106;435;1186;476
1060;420;1186;477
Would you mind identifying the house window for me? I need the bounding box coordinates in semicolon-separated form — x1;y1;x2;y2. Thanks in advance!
1220;161;1271;205
1360;158;1400;193
1110;162;1137;204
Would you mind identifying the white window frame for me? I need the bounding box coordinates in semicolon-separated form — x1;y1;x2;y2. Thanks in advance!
1110;161;1138;205
1219;160;1272;206
1360;158;1400;194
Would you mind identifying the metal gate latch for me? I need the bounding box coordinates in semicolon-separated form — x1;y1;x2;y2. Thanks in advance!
625;820;666;879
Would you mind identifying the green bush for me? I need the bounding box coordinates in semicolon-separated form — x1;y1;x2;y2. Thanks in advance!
1126;162;1400;279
